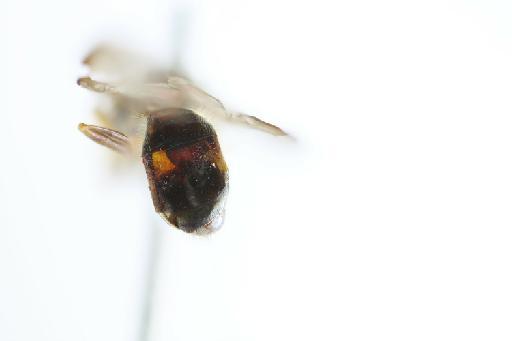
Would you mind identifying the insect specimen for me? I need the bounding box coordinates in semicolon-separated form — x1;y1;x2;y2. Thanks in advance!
78;46;287;234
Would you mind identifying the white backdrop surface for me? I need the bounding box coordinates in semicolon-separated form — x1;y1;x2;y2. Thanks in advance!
3;1;512;340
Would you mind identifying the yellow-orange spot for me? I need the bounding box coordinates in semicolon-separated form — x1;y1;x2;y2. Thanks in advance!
214;156;228;173
152;150;176;177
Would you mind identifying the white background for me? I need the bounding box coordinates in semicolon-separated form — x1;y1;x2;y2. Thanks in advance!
3;0;512;340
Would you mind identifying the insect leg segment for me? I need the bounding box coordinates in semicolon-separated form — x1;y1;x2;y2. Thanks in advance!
225;111;288;136
77;77;119;94
78;76;186;111
78;123;131;154
166;76;288;136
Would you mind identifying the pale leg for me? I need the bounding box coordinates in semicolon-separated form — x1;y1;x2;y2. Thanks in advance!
78;123;131;154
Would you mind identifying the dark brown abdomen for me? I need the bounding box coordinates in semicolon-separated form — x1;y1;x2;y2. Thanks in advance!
142;108;228;233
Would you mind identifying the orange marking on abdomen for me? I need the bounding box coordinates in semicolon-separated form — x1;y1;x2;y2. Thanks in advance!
152;150;176;177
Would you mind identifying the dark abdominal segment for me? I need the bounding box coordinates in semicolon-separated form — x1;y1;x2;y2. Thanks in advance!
142;108;228;233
